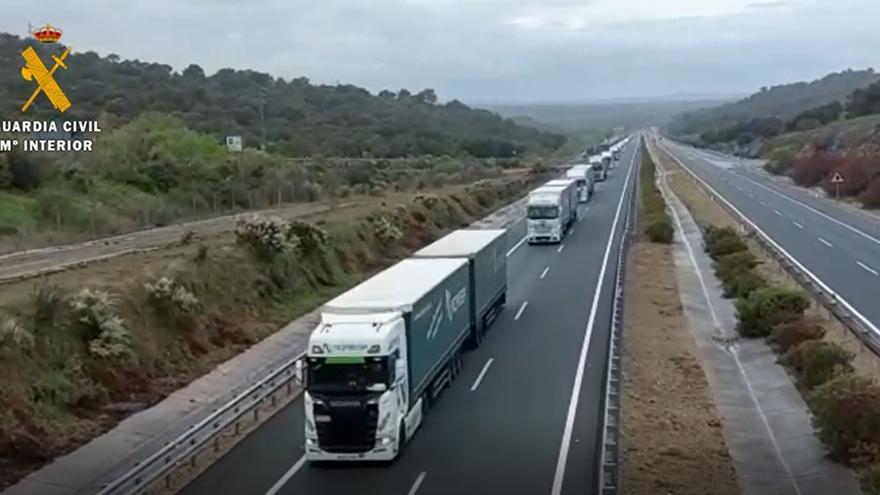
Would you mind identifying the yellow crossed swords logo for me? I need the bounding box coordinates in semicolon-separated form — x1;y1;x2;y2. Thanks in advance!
20;46;72;113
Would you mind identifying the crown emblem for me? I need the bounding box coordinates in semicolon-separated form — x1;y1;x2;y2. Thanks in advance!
32;23;62;43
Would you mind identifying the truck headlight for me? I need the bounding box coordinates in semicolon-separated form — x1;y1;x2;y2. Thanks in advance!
377;435;393;446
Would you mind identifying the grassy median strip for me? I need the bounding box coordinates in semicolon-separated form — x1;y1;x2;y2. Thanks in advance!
639;143;674;244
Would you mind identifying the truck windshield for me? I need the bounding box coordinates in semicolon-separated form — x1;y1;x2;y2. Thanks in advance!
308;356;390;394
528;205;558;219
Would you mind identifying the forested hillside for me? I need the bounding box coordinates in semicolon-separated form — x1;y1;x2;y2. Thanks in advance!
669;69;880;137
0;33;564;158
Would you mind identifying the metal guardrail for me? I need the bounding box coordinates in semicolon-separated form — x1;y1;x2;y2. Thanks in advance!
656;140;880;356
96;352;306;495
597;138;640;495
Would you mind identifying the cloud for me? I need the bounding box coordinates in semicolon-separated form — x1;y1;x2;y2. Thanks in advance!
2;0;877;102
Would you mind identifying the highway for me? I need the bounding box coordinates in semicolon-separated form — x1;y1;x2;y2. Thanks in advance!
659;138;880;335
178;139;641;495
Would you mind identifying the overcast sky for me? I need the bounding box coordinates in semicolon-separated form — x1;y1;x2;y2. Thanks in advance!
3;0;878;103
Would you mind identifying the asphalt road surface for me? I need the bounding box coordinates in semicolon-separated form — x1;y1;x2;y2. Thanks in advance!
178;140;641;495
660;138;880;335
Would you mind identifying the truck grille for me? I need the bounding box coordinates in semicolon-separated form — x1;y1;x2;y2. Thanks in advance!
314;398;379;453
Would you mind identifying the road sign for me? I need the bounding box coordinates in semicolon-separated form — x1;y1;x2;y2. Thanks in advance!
226;135;242;152
831;172;845;184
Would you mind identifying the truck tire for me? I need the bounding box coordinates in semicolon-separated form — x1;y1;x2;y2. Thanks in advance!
396;420;407;458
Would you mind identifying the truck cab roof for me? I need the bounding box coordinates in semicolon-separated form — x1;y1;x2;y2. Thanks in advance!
310;311;403;357
544;178;576;188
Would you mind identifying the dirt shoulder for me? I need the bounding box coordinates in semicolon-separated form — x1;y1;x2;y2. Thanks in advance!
619;237;739;494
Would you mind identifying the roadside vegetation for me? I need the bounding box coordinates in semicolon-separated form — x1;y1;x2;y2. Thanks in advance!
0;113;533;252
0;166;548;488
701;214;880;494
639;144;674;244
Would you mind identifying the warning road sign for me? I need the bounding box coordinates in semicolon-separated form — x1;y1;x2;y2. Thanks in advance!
831;172;845;184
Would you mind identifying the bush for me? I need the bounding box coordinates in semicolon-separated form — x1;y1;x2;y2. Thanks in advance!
69;288;133;360
770;318;826;352
288;220;329;256
860;175;880;209
735;287;810;337
784;340;853;389
861;464;880;494
809;374;880;463
703;226;748;259
765;148;795;176
235;215;300;261
645;220;673;244
713;250;758;281
0;315;34;351
144;276;201;316
721;269;768;299
31;281;66;330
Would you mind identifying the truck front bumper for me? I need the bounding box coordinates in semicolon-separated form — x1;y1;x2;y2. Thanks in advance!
305;439;397;462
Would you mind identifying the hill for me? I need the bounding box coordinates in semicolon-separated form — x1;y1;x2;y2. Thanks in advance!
479;98;732;132
668;69;880;138
0;33;564;158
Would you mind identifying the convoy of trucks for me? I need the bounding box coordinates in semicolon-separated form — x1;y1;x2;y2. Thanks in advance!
299;229;507;462
565;165;594;202
298;134;632;463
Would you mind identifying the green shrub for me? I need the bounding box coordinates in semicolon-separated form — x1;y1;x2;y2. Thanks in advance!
69;288;133;360
645;220;674;244
721;269;768;299
735;287;810;337
31;281;66;331
713;250;758;281
860;464;880;494
784;341;853;389
769;318;826;352
704;228;748;259
809;374;880;463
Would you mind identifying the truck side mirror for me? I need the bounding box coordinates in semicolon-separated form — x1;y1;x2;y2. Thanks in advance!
395;358;406;381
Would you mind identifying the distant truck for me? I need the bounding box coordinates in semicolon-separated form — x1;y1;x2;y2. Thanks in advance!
527;183;575;244
601;151;613;171
413;229;508;349
590;156;607;182
300;257;474;462
565;165;594;202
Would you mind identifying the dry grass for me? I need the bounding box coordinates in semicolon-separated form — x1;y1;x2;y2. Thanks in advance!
620;226;739;493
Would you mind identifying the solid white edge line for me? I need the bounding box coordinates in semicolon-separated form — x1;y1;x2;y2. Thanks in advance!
818;238;833;248
470;358;495;391
735;168;880;247
506;235;527;258
265;455;306;495
857;261;879;276
514;301;528;320
407;471;427;495
540;267;550;279
550;139;637;495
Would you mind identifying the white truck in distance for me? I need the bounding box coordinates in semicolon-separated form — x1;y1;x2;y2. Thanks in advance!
527;183;575;244
298;229;508;463
601;151;613;171
590;156;607;182
565;165;594;203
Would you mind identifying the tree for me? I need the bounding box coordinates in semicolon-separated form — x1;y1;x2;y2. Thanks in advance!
415;89;438;105
182;64;205;79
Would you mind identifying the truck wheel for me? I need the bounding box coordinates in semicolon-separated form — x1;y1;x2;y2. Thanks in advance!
396;420;407;457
